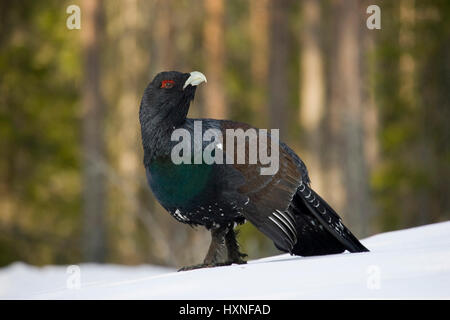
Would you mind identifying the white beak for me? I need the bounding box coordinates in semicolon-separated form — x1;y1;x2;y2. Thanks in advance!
183;71;207;90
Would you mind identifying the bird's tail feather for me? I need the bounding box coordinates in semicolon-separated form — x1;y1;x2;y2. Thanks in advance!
289;183;369;255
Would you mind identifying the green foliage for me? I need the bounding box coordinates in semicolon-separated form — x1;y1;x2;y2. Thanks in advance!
373;0;450;231
0;0;81;266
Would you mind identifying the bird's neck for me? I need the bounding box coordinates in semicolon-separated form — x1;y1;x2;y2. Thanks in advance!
141;122;176;165
139;91;196;165
139;109;187;166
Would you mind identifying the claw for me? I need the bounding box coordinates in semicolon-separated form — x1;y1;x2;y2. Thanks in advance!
228;250;248;265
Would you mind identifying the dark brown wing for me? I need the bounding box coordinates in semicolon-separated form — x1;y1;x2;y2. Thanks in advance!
220;121;305;252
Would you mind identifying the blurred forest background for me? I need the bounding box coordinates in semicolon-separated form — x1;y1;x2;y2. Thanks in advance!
0;0;449;268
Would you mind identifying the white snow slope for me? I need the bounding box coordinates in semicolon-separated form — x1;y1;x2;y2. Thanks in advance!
1;221;450;299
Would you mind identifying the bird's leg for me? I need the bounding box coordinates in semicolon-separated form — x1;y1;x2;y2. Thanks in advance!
203;226;229;265
178;226;230;271
225;227;247;265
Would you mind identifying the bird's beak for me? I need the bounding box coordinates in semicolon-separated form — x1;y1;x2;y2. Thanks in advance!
183;71;207;90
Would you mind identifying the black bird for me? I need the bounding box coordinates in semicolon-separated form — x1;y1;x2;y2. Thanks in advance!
139;71;369;270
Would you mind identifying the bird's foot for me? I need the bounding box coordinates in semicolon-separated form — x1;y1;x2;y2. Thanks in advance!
228;251;248;265
178;261;232;272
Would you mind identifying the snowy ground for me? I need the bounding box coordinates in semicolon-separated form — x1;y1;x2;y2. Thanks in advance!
1;221;450;299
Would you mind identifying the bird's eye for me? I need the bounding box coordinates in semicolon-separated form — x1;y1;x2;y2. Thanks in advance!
161;80;175;89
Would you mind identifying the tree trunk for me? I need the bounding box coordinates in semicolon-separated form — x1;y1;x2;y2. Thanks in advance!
249;0;269;127
153;0;175;71
299;0;326;194
360;0;380;234
106;0;149;264
399;0;416;110
268;0;291;141
399;0;427;226
203;0;226;119
81;0;106;262
328;0;372;236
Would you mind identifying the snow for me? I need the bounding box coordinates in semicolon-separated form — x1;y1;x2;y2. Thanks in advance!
1;221;450;299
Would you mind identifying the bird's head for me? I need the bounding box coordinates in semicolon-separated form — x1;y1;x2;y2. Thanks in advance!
139;71;207;128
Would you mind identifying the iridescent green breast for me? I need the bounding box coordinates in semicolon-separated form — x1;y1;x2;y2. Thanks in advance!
147;157;214;209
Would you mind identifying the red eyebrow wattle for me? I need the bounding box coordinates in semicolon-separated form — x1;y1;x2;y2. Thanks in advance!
161;80;175;87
